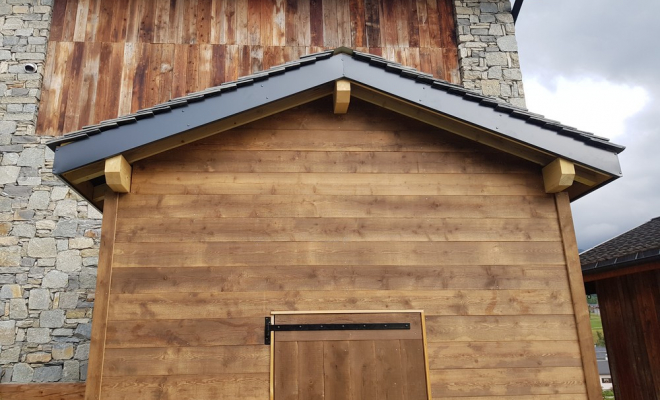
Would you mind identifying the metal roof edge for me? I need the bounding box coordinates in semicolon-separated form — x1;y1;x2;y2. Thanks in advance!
49;49;624;180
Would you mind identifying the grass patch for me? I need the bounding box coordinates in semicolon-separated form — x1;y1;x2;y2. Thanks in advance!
591;313;605;346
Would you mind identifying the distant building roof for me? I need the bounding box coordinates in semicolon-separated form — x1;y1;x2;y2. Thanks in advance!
581;217;660;274
598;359;611;375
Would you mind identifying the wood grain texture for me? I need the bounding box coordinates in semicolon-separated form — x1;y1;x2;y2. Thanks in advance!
430;367;587;397
555;193;601;400
95;99;587;398
0;383;86;400
427;340;582;369
39;0;459;135
106;289;573;321
100;374;268;400
84;191;119;400
596;269;660;400
109;265;569;294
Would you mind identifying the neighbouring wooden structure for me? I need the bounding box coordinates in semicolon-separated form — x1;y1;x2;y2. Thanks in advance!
47;49;624;400
582;217;660;400
38;0;458;136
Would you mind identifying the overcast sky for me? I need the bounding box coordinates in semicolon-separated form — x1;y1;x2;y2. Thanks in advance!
515;0;660;251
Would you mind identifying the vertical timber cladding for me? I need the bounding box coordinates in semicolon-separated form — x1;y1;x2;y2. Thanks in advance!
101;98;589;399
38;0;459;136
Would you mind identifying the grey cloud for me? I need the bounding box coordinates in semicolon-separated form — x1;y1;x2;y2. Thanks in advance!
515;0;660;250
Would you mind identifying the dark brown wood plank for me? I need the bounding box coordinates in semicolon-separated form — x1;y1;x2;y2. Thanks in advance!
59;41;84;133
400;339;428;399
375;340;404;400
50;0;68;42
197;0;212;43
348;341;377;400
77;41;101;127
324;341;350;400
349;0;366;47
274;341;298;400
248;0;262;45
309;0;323;46
298;341;324;399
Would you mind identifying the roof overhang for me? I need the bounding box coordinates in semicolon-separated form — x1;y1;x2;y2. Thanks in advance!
48;49;624;210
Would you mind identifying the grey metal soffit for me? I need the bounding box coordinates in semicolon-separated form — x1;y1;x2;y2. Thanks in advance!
48;49;625;177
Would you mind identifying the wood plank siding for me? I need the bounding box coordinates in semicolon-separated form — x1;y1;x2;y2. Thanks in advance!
94;98;592;399
596;267;660;400
38;0;459;136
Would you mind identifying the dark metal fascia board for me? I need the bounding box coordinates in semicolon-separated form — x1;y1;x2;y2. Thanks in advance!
52;56;346;175
340;56;622;177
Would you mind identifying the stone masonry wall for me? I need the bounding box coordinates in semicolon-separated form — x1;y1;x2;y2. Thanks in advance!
454;0;526;108
0;0;101;384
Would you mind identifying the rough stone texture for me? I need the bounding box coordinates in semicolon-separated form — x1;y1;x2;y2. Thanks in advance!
0;3;103;381
33;365;62;382
454;0;526;107
40;309;64;328
11;362;33;382
28;288;49;309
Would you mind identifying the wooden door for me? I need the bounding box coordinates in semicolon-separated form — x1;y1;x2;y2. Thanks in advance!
272;312;430;400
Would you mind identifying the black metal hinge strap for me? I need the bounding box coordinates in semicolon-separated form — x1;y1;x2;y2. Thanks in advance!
264;317;410;345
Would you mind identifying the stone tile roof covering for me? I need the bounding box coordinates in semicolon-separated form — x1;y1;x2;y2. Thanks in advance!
581;217;660;272
47;48;625;155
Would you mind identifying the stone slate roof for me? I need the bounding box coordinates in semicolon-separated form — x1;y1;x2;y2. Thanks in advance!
47;48;625;154
581;217;660;272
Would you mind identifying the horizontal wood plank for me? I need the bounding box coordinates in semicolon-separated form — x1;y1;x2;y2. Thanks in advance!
181;127;483;151
107;290;574;321
430;367;586;397
105;318;264;348
116;194;559;219
101;374;268;400
437;396;587;400
0;383;85;400
114;217;561;243
110;265;569;294
138;149;536;174
103;346;269;376
112;241;566;267
424;315;579;342
130;172;545;196
427;341;582;369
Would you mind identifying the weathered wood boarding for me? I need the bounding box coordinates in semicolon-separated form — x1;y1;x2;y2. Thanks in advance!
38;0;459;136
85;98;595;399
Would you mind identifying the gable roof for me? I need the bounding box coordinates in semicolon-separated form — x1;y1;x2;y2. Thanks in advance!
581;217;660;274
48;48;624;206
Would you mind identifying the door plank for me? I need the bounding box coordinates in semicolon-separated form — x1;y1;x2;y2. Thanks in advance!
323;341;351;400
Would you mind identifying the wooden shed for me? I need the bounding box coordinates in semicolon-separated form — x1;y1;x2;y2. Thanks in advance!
48;49;624;400
582;217;660;400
